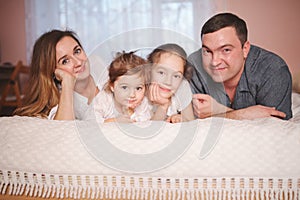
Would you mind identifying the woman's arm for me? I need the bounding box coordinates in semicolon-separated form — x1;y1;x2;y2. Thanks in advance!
53;68;76;120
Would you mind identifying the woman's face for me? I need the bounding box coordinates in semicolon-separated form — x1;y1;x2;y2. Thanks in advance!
55;36;90;80
151;53;184;99
111;73;146;111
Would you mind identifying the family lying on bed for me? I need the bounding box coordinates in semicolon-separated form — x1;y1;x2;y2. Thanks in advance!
14;12;293;122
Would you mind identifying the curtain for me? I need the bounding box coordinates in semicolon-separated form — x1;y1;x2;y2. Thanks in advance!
25;0;225;63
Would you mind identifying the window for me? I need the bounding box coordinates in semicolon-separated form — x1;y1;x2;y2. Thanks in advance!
25;0;224;62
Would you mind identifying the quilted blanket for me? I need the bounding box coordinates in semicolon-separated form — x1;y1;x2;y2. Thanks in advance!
0;93;300;200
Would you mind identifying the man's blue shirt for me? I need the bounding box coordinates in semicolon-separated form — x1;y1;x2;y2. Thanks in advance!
188;45;293;120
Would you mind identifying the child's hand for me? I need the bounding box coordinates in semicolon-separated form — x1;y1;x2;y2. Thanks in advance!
104;118;116;123
104;115;135;123
122;107;134;116
148;83;170;107
116;114;135;123
166;114;182;123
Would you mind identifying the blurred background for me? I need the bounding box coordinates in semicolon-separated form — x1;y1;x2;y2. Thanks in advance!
0;0;299;116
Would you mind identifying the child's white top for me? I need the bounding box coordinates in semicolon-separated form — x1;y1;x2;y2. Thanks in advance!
166;79;193;116
48;79;192;120
48;90;152;123
93;90;152;123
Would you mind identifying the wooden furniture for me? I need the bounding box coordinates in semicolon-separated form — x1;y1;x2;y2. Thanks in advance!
0;61;30;113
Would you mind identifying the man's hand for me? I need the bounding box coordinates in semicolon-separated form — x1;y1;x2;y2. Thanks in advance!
227;105;286;120
192;93;286;120
192;94;231;118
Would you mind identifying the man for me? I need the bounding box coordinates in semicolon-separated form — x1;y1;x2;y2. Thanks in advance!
188;13;292;120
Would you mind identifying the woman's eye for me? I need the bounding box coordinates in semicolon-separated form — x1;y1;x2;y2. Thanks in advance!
121;86;128;90
62;58;69;65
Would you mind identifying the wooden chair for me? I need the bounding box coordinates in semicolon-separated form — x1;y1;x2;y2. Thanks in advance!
0;61;30;113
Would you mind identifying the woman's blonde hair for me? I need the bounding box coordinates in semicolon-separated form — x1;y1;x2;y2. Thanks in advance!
14;30;83;118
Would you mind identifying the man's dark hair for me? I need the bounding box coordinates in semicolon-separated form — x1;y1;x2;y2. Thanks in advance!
201;13;248;46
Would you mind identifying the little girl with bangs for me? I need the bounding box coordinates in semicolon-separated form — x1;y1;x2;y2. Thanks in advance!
93;51;151;123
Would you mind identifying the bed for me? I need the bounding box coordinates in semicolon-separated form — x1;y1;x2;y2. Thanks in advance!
0;93;299;200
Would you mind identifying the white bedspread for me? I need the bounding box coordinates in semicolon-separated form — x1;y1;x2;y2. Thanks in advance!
0;93;299;199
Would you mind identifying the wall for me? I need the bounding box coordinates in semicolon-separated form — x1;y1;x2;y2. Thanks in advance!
224;0;300;83
0;0;299;80
0;0;26;65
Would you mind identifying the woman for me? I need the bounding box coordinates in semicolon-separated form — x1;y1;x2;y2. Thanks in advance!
15;30;99;120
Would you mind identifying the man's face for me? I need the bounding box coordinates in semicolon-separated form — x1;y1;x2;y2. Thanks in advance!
201;27;250;86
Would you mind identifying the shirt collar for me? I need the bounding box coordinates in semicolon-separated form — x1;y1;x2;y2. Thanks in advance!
236;69;250;92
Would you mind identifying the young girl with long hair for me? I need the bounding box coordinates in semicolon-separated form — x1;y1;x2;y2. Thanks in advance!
147;43;194;123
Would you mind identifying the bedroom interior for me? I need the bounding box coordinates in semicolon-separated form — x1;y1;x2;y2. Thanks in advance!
0;0;299;200
0;0;300;115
